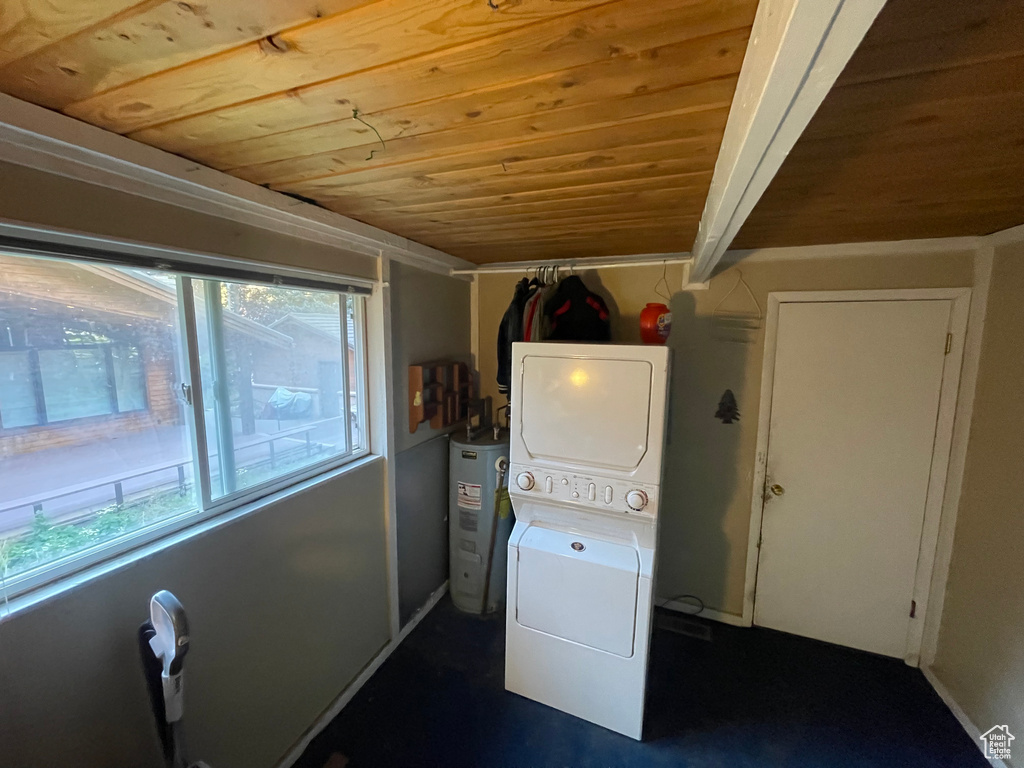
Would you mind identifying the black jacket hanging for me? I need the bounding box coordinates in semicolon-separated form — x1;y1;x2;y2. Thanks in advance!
496;278;532;396
543;275;611;342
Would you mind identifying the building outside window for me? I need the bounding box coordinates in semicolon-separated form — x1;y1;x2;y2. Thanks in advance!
0;252;369;598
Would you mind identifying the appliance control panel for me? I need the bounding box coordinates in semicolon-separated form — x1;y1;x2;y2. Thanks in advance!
509;464;659;519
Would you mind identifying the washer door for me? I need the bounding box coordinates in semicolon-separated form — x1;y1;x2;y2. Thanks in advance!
516;527;639;657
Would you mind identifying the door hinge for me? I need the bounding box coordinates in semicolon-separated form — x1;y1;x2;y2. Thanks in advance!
910;599;917;618
945;333;953;355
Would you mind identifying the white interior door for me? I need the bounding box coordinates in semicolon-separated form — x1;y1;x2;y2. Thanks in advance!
754;300;952;658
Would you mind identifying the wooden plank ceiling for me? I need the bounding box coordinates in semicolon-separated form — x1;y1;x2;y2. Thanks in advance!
0;0;760;264
732;0;1024;249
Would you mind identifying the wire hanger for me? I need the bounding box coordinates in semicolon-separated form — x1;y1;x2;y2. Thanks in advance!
654;260;672;302
712;269;762;343
713;270;761;321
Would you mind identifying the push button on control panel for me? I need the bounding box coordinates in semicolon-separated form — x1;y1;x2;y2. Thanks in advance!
545;476;553;493
587;483;596;501
604;486;613;504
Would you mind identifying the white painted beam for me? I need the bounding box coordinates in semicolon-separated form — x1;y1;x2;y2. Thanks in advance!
689;0;887;284
0;92;473;277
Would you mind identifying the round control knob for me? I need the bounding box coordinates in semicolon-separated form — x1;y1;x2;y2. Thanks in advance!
625;489;648;511
516;472;535;491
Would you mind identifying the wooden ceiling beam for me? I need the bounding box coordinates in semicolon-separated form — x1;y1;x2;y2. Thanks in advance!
688;0;887;283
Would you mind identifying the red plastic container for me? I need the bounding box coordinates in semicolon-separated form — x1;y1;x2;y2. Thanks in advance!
640;302;672;344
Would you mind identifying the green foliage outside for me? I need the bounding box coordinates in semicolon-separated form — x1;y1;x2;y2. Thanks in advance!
0;449;323;580
222;283;342;325
0;490;196;578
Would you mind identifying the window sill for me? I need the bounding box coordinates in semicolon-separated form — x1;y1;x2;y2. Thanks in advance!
0;453;383;625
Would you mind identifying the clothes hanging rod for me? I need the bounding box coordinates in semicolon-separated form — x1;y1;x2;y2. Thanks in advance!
450;253;693;275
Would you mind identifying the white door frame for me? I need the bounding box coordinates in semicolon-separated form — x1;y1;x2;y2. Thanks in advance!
742;288;971;665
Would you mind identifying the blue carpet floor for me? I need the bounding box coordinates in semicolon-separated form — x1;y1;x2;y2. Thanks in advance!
295;596;986;767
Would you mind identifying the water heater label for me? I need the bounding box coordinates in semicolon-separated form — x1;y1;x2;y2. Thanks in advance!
461;450;478;460
457;482;482;510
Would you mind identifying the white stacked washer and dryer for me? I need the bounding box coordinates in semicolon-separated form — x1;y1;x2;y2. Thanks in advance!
505;341;671;740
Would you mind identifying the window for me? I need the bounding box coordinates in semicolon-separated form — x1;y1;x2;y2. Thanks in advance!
0;251;369;598
190;279;365;501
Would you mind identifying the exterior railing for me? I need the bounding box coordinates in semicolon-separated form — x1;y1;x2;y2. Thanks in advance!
0;419;341;533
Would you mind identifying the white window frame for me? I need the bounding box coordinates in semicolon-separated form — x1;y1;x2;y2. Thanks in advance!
0;241;373;601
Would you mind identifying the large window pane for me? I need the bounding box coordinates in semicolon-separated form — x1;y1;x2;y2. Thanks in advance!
191;280;355;499
0;255;196;582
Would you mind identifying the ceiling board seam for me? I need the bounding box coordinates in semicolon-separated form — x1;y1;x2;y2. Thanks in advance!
71;0;631;134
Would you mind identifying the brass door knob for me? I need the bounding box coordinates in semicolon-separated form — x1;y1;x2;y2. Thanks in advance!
770;484;785;497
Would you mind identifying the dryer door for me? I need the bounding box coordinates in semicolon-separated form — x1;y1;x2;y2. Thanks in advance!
516;526;639;657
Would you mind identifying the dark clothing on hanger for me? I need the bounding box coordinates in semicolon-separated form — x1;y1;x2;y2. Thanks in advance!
543;275;611;342
496;278;532;396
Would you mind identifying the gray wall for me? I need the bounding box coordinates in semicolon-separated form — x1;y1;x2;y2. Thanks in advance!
0;459;389;768
390;260;472;454
933;238;1024;757
396;435;450;625
0;161;378;281
0;165;392;768
477;250;975;616
389;261;471;624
